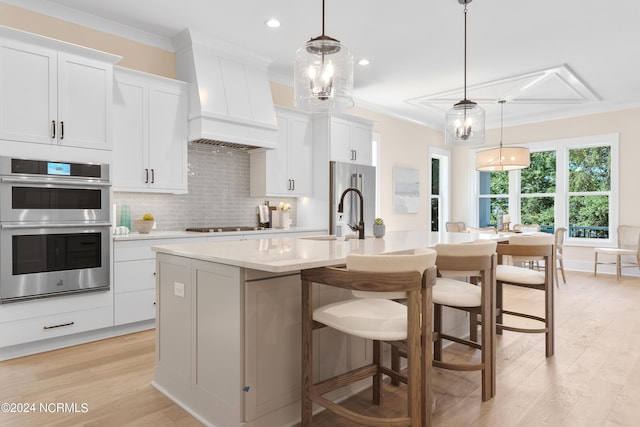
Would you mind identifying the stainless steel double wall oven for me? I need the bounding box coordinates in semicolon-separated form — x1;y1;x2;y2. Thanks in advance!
0;157;111;303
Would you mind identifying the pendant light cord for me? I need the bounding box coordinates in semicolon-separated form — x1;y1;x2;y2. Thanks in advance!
463;3;468;101
499;100;504;148
321;0;325;36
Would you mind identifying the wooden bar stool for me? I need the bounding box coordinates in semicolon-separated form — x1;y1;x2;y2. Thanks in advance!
431;240;497;401
496;234;554;357
301;249;437;427
390;241;497;402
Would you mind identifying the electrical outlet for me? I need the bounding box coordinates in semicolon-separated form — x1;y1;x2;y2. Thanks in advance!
174;282;185;297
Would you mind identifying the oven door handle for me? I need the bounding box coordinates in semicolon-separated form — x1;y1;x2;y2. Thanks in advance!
0;177;111;187
1;222;113;230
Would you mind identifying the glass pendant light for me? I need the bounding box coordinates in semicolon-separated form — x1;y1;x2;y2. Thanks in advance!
445;0;485;146
294;0;354;112
476;100;530;171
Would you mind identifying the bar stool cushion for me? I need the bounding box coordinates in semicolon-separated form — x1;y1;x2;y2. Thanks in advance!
432;278;481;307
496;264;545;285
313;298;408;341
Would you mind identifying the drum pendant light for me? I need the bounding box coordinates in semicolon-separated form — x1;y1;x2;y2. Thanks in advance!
476;100;530;171
294;0;354;112
445;0;485;145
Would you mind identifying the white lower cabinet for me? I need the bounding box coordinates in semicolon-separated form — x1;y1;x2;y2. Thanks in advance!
0;305;113;348
0;290;113;348
113;258;156;325
113;237;207;325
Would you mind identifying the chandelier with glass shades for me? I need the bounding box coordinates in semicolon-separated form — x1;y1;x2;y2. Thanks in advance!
294;0;354;113
445;0;485;146
475;100;530;171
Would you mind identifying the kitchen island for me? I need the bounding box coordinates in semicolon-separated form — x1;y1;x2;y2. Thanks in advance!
151;231;504;427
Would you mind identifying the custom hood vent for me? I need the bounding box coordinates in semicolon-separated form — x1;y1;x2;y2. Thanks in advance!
173;29;278;150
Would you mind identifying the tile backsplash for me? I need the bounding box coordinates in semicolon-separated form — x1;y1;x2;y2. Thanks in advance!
112;143;296;231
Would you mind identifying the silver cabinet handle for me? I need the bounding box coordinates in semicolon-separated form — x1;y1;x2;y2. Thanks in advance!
0;177;110;187
51;120;56;139
151;169;155;184
1;221;112;230
60;121;64;140
291;179;295;191
145;168;149;184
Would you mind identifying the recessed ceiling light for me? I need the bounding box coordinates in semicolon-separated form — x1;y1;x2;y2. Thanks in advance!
358;59;370;66
265;19;281;28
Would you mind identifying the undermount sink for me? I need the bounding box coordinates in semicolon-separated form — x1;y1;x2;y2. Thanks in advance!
299;235;338;241
299;235;377;241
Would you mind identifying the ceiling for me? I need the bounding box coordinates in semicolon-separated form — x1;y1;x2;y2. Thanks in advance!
9;0;640;130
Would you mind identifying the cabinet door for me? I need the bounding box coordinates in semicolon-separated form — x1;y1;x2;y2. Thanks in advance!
245;273;302;421
265;113;291;195
0;40;56;144
148;83;188;192
350;123;372;166
57;53;112;150
288;115;313;195
112;74;148;191
329;118;353;163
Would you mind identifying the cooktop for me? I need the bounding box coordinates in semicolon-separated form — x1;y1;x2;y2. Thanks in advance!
186;226;266;233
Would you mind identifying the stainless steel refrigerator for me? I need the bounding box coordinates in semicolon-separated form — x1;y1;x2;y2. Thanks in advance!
330;161;376;237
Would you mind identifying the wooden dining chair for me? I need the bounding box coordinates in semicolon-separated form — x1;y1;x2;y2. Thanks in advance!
467;226;498;234
301;249;437;427
512;224;541;232
594;225;640;280
554;227;567;285
495;234;555;357
445;221;466;232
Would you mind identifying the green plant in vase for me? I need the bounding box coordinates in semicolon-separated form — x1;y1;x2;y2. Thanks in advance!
373;218;385;238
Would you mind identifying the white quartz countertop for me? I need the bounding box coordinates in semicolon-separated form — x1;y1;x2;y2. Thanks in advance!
152;230;509;273
113;227;326;241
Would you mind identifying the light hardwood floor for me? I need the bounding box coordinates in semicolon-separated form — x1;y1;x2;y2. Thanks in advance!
1;271;639;426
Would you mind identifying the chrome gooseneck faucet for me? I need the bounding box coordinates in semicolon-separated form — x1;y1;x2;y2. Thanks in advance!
337;187;365;239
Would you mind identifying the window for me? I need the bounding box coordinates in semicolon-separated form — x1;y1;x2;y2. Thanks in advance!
520;151;556;233
478;170;508;227
567;146;611;239
429;148;451;232
431;157;440;231
474;134;618;244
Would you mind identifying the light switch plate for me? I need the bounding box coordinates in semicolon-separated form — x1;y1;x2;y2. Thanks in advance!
174;282;185;297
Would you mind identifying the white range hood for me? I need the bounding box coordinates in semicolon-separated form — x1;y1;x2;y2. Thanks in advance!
172;29;278;149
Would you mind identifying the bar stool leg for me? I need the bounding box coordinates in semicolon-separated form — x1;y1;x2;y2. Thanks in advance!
301;281;313;427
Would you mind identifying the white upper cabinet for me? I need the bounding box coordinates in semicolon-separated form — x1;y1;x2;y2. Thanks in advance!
112;67;189;193
329;116;373;165
0;33;118;150
250;107;313;197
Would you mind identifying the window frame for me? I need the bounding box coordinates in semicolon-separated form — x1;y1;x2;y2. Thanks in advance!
473;133;619;247
429;146;451;233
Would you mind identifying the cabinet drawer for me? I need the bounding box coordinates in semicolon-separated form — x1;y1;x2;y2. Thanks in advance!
114;259;156;293
114;289;156;325
0;305;113;348
0;290;112;323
